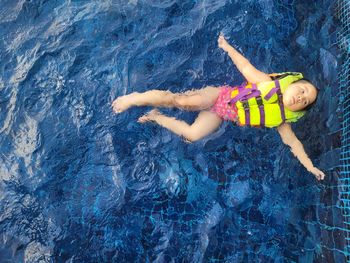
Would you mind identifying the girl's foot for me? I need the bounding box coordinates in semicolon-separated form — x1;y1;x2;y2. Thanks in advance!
138;109;161;123
112;92;139;113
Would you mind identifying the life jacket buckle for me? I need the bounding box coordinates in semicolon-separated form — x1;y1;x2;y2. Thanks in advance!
256;96;263;107
242;100;249;110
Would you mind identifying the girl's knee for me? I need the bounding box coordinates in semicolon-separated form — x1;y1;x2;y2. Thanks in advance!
174;96;187;109
184;130;203;142
174;94;204;109
150;90;176;106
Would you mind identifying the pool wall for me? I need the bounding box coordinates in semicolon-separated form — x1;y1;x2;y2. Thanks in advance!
337;0;350;262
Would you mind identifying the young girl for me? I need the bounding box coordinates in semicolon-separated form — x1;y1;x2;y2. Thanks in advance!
112;34;325;181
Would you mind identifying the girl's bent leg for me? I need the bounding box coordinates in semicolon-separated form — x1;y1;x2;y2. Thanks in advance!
138;109;222;142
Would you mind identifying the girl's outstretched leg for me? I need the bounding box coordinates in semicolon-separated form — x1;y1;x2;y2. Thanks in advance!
172;87;220;111
112;90;175;113
112;86;220;113
138;109;222;142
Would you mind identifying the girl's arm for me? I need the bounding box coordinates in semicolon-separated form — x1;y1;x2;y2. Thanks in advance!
277;123;326;180
218;34;271;83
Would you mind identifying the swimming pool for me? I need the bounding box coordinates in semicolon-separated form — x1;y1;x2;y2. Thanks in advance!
0;0;346;262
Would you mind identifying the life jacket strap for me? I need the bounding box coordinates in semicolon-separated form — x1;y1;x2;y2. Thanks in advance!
274;80;286;122
242;100;250;126
264;87;279;100
229;84;260;105
256;95;265;127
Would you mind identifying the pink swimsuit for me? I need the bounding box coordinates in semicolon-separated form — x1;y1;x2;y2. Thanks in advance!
211;86;239;122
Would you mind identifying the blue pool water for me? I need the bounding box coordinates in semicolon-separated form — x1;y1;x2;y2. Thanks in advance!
0;0;345;262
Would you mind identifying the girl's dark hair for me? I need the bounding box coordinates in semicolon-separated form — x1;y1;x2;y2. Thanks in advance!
292;78;319;111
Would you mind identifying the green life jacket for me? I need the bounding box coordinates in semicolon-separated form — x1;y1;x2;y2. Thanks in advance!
230;72;306;128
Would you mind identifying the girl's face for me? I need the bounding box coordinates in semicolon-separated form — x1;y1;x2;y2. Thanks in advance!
283;81;318;111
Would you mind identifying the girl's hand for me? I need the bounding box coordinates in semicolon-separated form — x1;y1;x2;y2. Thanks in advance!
309;167;326;181
218;34;230;52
